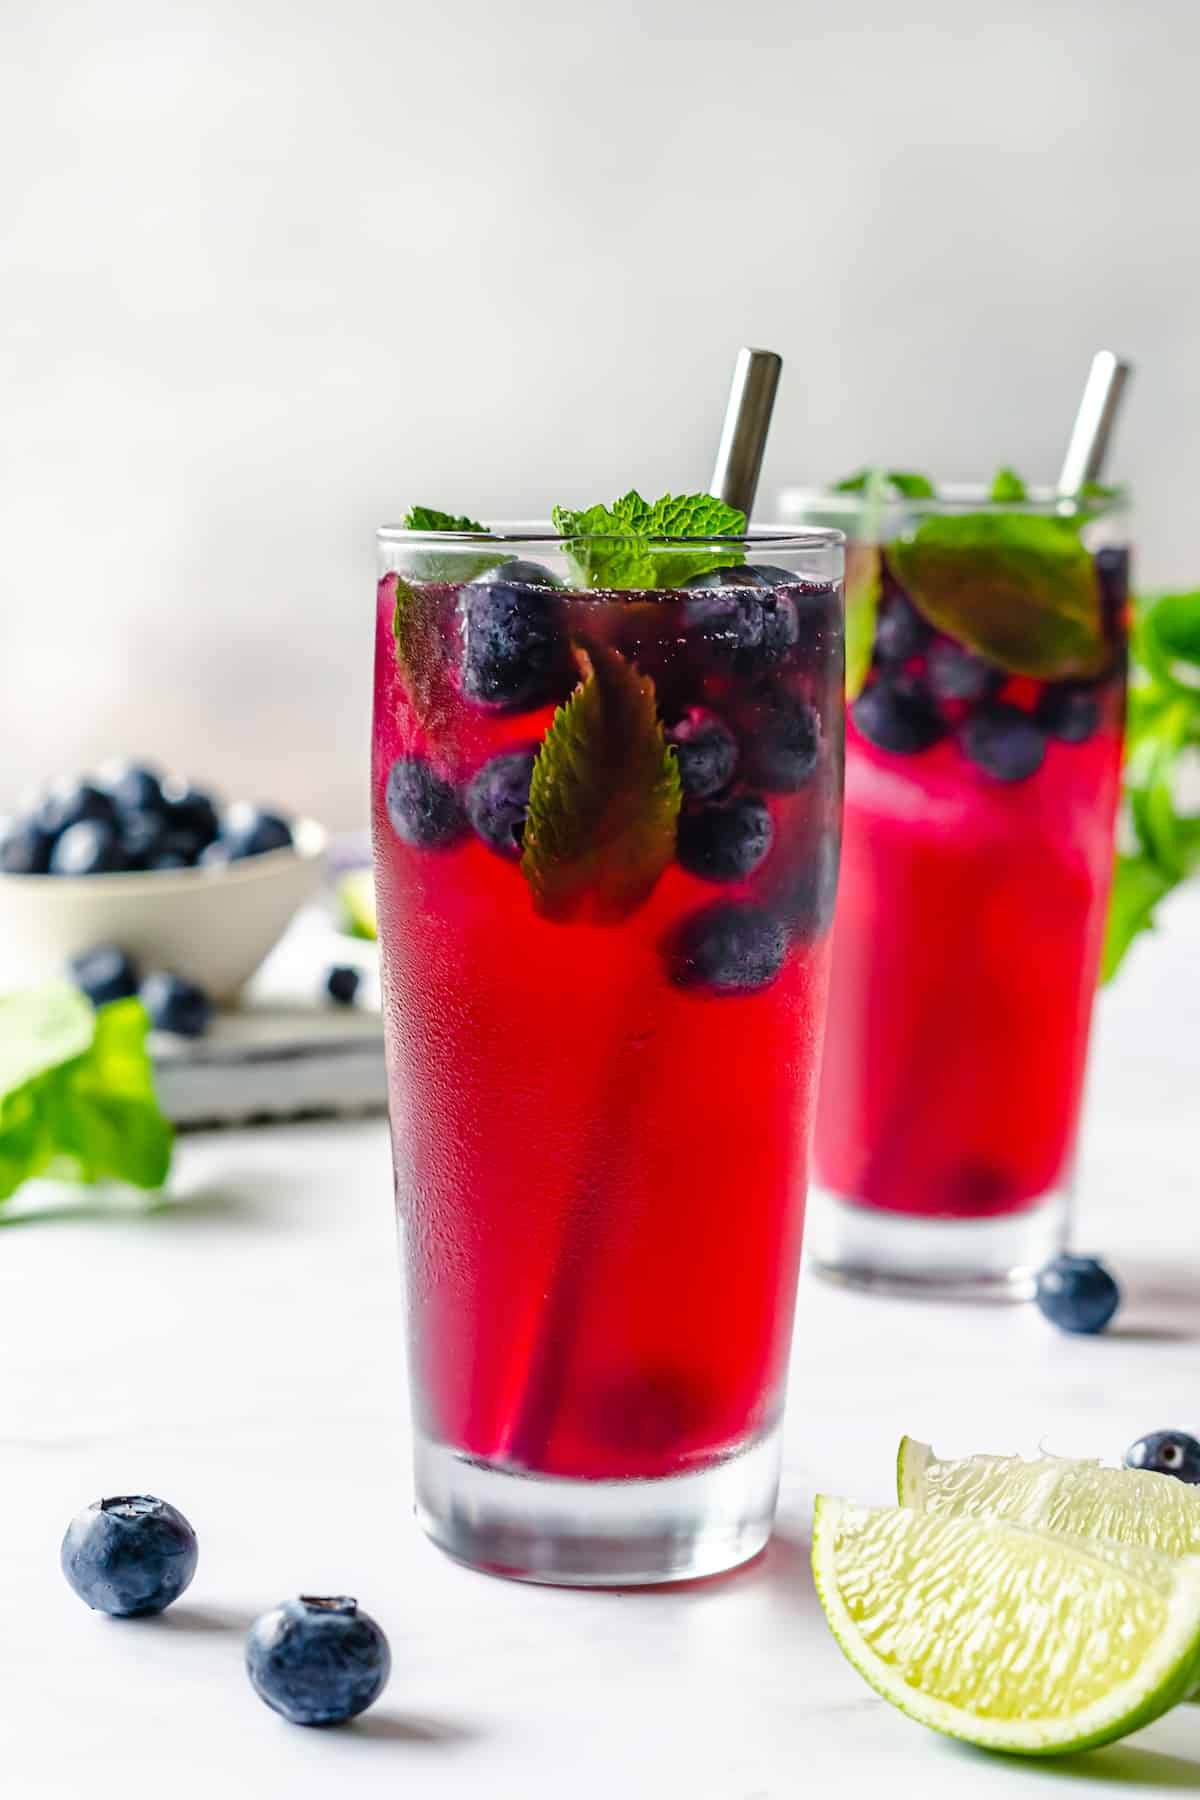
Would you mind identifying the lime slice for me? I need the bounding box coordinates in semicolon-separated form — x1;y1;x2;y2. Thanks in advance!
813;1496;1200;1754
337;870;377;941
899;1436;1200;1557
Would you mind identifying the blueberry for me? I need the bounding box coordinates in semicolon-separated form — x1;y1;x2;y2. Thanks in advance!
1124;1430;1200;1484
150;851;190;871
100;762;166;818
61;1495;198;1617
683;564;770;593
745;696;821;791
1034;1253;1120;1334
245;1596;391;1727
464;749;536;857
325;964;361;1006
37;780;118;839
142;971;213;1038
773;828;841;941
682;568;799;667
49;819;127;876
667;903;788;994
1036;682;1102;744
665;709;739;800
853;677;945;754
0;815;53;874
118;808;168;869
960;701;1046;781
385;756;466;849
926;641;1003;703
69;944;141;1007
220;804;294;860
677;796;773;883
874;593;931;664
460;562;565;709
161;783;221;852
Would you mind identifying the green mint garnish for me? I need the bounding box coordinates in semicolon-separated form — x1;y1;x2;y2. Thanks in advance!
551;491;746;589
1102;588;1200;980
391;574;451;730
889;512;1107;679
0;985;172;1203
990;467;1028;503
402;506;487;533
521;642;681;920
834;470;936;499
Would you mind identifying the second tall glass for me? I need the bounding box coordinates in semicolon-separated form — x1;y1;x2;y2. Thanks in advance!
373;524;844;1584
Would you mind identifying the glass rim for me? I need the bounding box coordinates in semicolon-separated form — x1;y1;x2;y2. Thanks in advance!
777;482;1129;518
377;520;845;551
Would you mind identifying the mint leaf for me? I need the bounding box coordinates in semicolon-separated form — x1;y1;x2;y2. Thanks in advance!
990;467;1028;503
0;987;172;1202
833;470;935;499
889;513;1107;678
1137;590;1200;691
1101;855;1176;982
551;491;746;589
402;506;487;533
521;642;681;920
844;545;882;701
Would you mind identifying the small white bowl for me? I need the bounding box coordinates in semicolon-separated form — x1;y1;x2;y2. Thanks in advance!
0;819;328;1001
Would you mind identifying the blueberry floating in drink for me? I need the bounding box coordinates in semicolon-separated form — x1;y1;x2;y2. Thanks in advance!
459;560;567;710
665;708;739;800
465;749;537;856
676;795;773;883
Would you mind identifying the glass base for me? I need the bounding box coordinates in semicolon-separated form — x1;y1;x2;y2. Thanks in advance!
413;1425;782;1586
806;1185;1069;1300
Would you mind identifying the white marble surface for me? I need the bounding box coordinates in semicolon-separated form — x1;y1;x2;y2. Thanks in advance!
1;896;1199;1796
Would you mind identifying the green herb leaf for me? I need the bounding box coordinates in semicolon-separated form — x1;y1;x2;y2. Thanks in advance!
402;506;487;533
990;467;1028;503
889;513;1107;678
844;544;882;701
1101;856;1176;983
833;470;935;499
551;491;746;589
1136;590;1200;692
0;986;172;1202
520;642;681;921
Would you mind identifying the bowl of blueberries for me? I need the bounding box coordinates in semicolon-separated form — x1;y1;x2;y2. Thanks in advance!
0;761;327;1001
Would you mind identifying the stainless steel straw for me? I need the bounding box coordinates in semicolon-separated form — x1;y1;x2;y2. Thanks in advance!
1057;351;1133;495
709;347;783;518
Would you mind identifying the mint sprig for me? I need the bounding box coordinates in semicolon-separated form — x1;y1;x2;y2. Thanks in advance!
521;643;681;921
834;470;936;499
0;985;172;1202
1103;590;1200;980
551;491;746;589
402;506;487;533
397;505;503;583
990;467;1029;503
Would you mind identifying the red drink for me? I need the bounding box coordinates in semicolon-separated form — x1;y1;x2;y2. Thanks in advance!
372;525;843;1581
802;492;1129;1291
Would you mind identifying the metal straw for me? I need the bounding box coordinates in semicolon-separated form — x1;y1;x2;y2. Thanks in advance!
709;347;783;519
1057;351;1133;495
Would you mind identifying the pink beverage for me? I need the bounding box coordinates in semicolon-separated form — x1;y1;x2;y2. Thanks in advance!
372;520;844;1582
790;484;1128;1292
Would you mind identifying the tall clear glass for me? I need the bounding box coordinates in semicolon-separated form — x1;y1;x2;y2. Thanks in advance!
372;526;844;1583
778;484;1130;1296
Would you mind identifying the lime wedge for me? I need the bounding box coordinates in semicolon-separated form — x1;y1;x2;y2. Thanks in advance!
813;1496;1200;1754
899;1436;1200;1557
337;870;377;941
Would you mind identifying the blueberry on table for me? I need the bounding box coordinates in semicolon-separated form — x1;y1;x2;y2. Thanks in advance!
464;748;536;856
61;1495;198;1617
853;677;946;755
69;944;141;1007
459;562;565;710
385;756;466;850
873;594;931;664
1124;1430;1200;1484
49;820;127;876
0;815;53;874
142;970;213;1038
325;964;361;1006
100;762;166;817
959;701;1046;781
1036;682;1102;744
677;796;774;883
926;641;1003;703
1034;1253;1120;1334
667;903;788;995
37;780;118;838
245;1596;391;1727
665;709;739;800
745;696;821;791
220;804;294;859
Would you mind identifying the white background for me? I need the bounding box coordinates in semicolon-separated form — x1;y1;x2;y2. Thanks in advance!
3;0;1198;828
